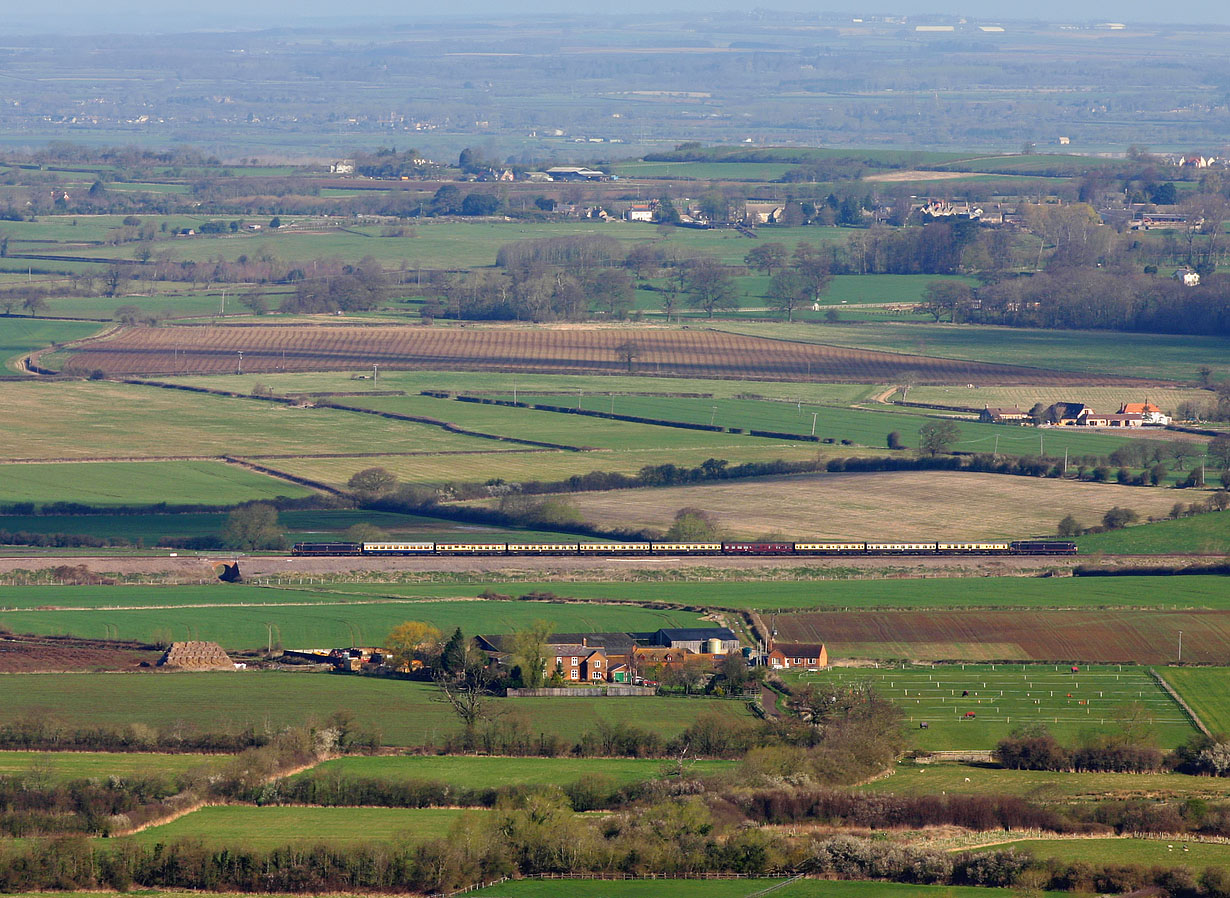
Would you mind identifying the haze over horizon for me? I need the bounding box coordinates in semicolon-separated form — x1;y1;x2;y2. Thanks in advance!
5;0;1230;33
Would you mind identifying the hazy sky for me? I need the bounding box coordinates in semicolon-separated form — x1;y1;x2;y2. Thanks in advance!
7;0;1230;31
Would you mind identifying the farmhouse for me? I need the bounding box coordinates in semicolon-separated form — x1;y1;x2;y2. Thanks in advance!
549;644;608;682
1119;402;1171;425
766;641;829;670
979;406;1029;424
1047;402;1092;426
744;201;785;225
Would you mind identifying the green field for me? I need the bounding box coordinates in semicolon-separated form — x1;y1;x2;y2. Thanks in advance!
0;672;752;745
489;393;1145;458
310;575;1230;613
1075;513;1229;555
788;664;1196;750
862;762;1227;802
301;755;736;789
0;750;228;782
472;879;1072;898
0;380;516;462
162;368;881;406
716;321;1230;383
0;460;315;507
984;837;1230;869
0;508;583;546
0;596;704;650
1155;667;1230;735
613;160;798;180
125;805;476;848
0;317;102;370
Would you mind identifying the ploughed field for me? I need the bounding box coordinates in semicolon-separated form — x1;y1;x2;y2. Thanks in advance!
60;325;1157;386
776;609;1230;664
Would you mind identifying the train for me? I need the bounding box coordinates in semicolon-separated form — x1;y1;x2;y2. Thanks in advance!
291;540;1078;557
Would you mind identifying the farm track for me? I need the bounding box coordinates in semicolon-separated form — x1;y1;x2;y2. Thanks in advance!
59;324;1163;386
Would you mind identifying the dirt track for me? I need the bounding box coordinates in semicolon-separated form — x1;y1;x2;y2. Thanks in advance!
0;552;1213;582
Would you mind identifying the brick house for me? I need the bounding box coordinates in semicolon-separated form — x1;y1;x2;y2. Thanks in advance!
549;644;609;682
766;641;828;670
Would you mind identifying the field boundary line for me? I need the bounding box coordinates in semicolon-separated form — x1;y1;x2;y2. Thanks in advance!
745;872;805;897
1150;668;1212;736
123;378;591;452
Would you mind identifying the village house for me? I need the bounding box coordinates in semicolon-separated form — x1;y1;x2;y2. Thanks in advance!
1173;268;1201;287
625;202;655;222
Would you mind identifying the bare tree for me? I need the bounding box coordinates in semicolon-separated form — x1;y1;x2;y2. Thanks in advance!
615;340;643;373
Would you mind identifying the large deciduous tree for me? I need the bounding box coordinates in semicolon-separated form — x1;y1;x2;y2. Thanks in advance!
917;420;961;456
682;257;738;318
221;503;286;550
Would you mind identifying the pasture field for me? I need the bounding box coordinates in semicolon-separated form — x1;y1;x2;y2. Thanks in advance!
59;324;1149;386
1076;513;1230;555
345;393;790;452
60;220;851;271
125;805;477;848
300;755;736;789
46;291;238;321
0;508;583;546
268;443;825;490
777;608;1230;664
472;878;1072;898
1155;667;1230;735
0;460;314;506
0;672;753;745
0;597;705;650
788;664;1196;750
0;380;507;460
485;393;1149;458
612;160;797;180
508;471;1188;540
160;369;883;406
317;575;1230;613
981;837;1230;869
0;318;102;370
716;321;1230;383
862;762;1227;802
0;750;228;782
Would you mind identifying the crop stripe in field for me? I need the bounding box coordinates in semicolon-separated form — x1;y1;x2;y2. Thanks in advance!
1150;668;1212;736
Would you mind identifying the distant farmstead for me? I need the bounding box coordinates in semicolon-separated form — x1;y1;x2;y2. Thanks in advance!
158;641;234;670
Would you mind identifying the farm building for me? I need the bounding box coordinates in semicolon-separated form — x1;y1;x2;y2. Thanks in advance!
766;641;828;670
979;406;1029;424
158;641;234;670
647;627;739;654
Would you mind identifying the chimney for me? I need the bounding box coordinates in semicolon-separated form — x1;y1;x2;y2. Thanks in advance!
582;637;587;646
